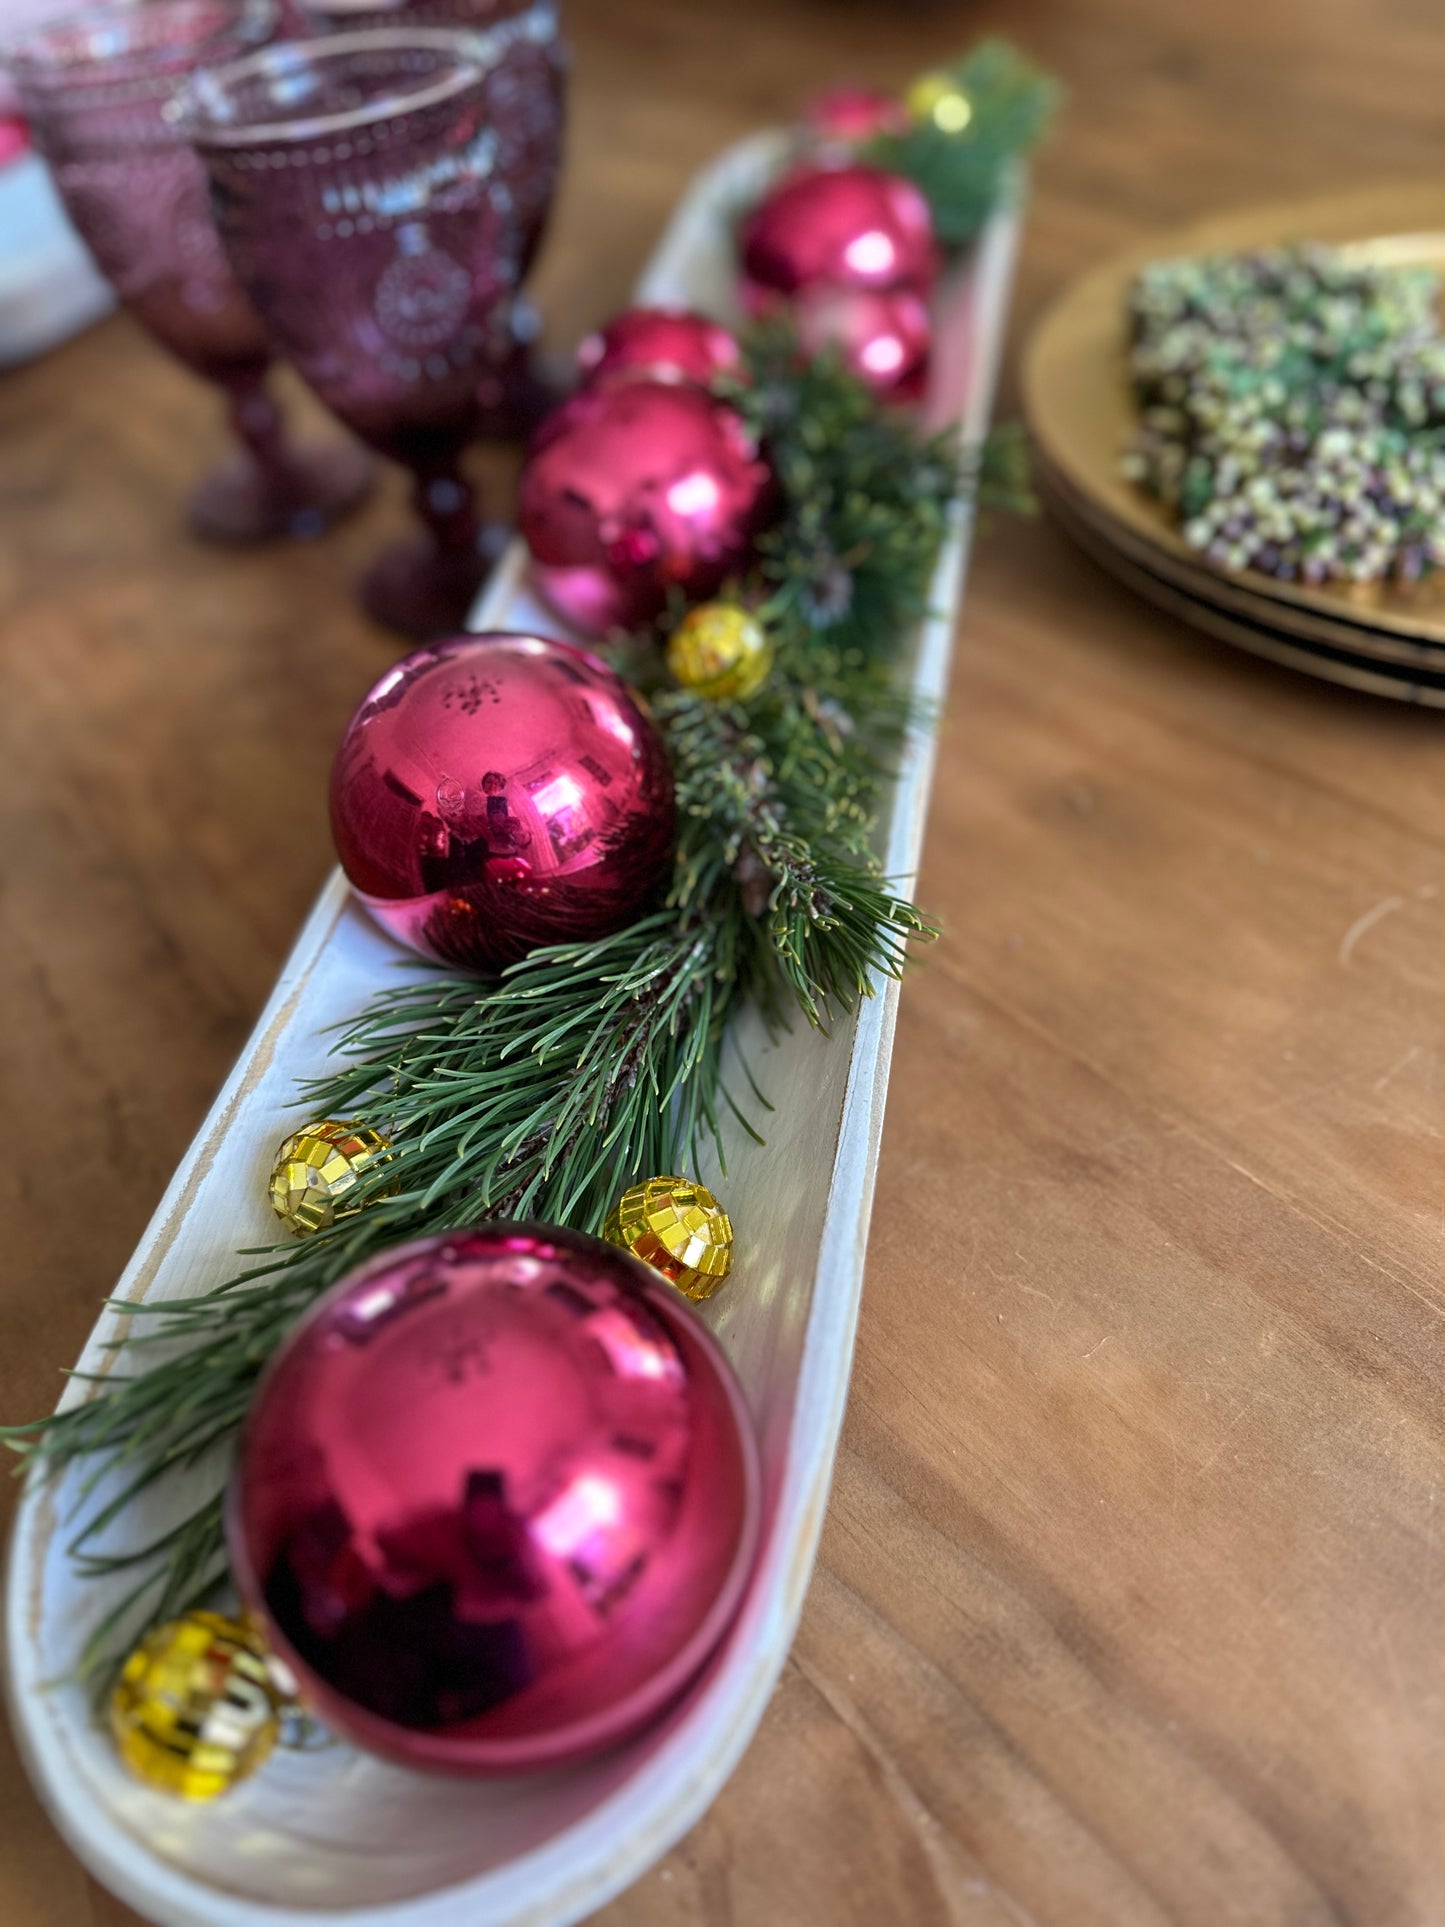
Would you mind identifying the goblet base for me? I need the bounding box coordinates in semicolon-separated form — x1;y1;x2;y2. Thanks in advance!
359;522;510;640
186;436;374;544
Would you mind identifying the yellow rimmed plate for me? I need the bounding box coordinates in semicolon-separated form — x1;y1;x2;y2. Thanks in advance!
1023;183;1445;650
1041;467;1445;707
1037;450;1445;672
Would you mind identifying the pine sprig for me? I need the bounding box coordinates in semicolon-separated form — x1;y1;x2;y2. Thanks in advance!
867;39;1058;249
4;332;963;1679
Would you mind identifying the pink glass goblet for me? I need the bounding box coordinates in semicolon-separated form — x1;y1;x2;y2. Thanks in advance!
184;28;528;638
7;0;375;543
292;0;567;440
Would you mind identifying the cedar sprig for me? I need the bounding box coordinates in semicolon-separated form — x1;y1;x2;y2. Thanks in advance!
729;325;960;673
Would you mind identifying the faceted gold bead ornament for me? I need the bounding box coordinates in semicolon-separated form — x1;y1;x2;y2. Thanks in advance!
665;603;772;703
268;1119;390;1237
110;1611;281;1801
604;1175;734;1301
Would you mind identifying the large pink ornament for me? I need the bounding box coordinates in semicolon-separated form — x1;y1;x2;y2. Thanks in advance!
739;163;938;312
795;284;932;402
519;380;774;635
576;307;742;390
330;632;675;972
803;85;910;148
230;1225;761;1775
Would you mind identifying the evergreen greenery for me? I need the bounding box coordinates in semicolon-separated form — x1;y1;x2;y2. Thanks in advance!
869;39;1058;249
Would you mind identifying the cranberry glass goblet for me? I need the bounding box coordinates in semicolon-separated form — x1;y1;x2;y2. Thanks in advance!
185;29;528;637
293;1;563;273
8;0;374;542
293;0;567;440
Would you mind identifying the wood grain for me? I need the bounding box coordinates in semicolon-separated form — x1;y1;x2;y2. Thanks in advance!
5;0;1445;1921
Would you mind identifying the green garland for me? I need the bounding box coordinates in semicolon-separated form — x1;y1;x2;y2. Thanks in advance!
868;39;1058;248
5;43;1054;1684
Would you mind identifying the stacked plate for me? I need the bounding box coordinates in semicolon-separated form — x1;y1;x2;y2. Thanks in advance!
1022;183;1445;705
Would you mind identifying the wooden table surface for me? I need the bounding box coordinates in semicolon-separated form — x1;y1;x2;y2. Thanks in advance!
6;0;1445;1920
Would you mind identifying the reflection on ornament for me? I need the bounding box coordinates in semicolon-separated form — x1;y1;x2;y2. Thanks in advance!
110;1611;280;1801
739;164;938;311
520;381;774;634
604;1175;734;1302
906;70;974;134
576;307;742;390
268;1120;392;1238
666;602;772;702
795;284;932;402
331;632;676;971
230;1225;760;1773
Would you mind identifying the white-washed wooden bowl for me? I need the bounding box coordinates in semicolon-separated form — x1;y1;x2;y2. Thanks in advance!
4;130;1022;1927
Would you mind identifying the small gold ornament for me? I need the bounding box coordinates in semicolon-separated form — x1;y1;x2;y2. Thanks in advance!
906;70;974;135
665;603;772;703
110;1611;281;1801
268;1119;391;1237
604;1175;734;1301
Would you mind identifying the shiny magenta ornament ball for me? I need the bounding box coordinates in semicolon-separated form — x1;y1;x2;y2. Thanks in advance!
519;380;774;635
803;85;910;147
795;284;932;402
739;163;938;312
576;307;742;390
330;633;675;972
229;1225;761;1775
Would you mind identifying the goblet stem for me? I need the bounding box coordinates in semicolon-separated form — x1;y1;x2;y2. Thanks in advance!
186;371;375;544
359;460;503;640
227;375;291;476
413;464;480;557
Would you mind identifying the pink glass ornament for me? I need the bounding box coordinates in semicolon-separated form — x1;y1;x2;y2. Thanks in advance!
576;307;741;391
182;26;534;637
803;85;909;147
230;1225;761;1775
795;284;931;402
330;631;676;970
519;380;774;635
8;0;374;543
739;162;938;312
525;560;633;637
